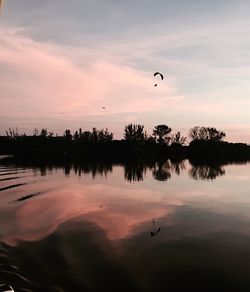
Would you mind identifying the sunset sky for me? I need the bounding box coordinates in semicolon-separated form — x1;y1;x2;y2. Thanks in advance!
1;1;250;142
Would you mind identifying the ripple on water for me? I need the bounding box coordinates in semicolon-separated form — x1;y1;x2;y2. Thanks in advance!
0;184;27;192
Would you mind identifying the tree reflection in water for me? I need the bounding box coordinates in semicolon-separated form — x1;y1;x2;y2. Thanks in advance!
31;161;113;178
124;162;146;182
170;160;186;175
152;160;186;181
24;159;188;182
6;158;229;182
152;161;171;181
189;164;225;180
124;160;187;182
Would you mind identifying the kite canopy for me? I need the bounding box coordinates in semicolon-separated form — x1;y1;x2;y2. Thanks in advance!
154;72;164;80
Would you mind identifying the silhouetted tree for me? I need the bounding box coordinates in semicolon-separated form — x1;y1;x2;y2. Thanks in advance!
40;128;48;137
91;127;98;143
73;130;79;141
5;128;20;138
153;124;172;145
97;128;113;143
207;127;226;141
74;128;113;144
80;131;91;143
189;126;203;141
146;135;157;145
189;126;225;142
64;129;72;140
3;124;250;160
33;128;39;136
171;131;187;146
124;124;145;142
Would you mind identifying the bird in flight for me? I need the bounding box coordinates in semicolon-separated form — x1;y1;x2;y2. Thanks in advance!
154;72;164;87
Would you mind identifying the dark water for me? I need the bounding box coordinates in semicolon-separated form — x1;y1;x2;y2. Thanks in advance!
1;157;250;291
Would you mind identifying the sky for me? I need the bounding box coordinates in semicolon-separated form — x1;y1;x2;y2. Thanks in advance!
1;1;250;142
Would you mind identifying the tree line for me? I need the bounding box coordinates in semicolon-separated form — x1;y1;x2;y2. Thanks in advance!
3;124;226;145
1;124;250;160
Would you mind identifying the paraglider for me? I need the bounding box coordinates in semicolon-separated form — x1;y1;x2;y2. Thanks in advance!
154;72;164;87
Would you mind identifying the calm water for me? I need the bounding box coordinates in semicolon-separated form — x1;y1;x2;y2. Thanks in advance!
1;158;250;291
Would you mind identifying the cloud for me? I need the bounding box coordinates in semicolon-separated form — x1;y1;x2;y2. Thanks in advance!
2;6;250;141
0;180;180;245
0;27;178;135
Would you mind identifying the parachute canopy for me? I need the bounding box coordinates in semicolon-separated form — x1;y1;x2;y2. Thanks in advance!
154;72;164;80
154;72;164;87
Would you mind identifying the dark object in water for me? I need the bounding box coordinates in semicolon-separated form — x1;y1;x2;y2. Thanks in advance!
0;284;15;292
150;227;161;237
16;192;41;202
0;183;27;192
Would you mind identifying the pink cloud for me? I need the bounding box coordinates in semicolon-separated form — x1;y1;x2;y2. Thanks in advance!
2;27;250;142
0;178;181;245
0;27;175;125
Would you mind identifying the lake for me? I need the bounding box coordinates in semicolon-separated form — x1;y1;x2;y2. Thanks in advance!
1;157;250;291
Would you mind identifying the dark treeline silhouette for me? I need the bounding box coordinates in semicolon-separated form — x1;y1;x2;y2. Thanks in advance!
1;125;250;161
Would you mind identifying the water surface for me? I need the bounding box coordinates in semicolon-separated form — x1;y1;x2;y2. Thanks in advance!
1;158;250;291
